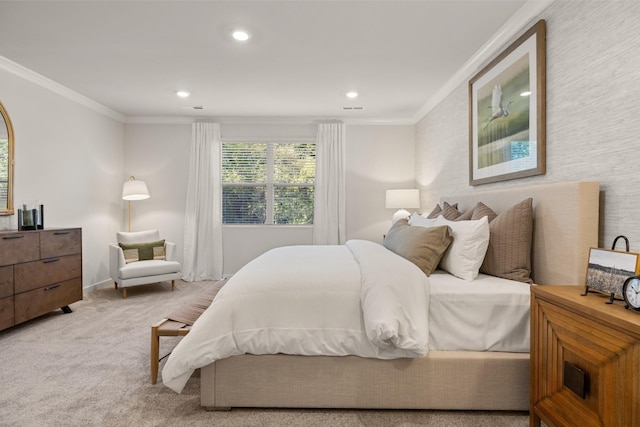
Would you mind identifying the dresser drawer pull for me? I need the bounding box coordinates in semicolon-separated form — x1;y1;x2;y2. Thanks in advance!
44;284;61;291
54;231;71;235
43;258;60;264
2;235;25;240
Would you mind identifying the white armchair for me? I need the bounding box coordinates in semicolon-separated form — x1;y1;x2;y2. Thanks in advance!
109;230;181;298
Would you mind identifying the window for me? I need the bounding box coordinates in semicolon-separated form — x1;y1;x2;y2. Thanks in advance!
222;142;315;224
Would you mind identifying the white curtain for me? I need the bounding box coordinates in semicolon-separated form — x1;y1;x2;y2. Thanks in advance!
182;122;223;281
313;122;346;245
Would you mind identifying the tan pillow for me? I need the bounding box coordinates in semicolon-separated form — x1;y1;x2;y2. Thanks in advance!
479;198;533;283
383;219;453;276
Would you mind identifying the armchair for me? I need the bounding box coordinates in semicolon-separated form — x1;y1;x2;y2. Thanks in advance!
109;230;181;298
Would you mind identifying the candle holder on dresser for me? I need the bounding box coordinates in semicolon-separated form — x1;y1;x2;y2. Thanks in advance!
17;202;43;231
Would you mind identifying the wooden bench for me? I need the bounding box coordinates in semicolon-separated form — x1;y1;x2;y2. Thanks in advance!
151;319;191;384
150;279;227;384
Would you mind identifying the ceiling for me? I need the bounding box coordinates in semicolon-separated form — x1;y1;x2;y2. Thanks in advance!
0;1;544;123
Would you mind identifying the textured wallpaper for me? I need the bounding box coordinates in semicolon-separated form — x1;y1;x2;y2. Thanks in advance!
416;0;640;252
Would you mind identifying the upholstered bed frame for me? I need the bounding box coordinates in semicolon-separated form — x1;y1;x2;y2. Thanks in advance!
200;181;600;411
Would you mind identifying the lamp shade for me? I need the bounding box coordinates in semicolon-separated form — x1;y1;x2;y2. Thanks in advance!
385;189;420;209
122;177;150;201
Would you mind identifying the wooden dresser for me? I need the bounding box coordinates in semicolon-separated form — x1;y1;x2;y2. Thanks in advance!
531;285;640;427
0;228;82;331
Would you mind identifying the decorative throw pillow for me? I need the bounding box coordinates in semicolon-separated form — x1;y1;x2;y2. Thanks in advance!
119;239;166;263
427;202;461;220
434;216;490;281
470;201;498;222
426;204;443;219
440;203;463;220
454;207;474;221
383;219;453;276
479;198;534;283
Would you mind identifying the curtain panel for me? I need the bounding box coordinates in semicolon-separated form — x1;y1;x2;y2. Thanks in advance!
182;122;223;281
313;122;346;245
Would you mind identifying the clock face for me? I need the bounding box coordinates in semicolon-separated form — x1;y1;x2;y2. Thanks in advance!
623;277;640;310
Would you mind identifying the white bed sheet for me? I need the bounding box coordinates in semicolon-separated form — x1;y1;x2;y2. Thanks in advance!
427;270;531;352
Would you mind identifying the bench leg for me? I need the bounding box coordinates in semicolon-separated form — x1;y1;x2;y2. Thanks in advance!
122;288;127;298
151;325;160;384
171;280;175;291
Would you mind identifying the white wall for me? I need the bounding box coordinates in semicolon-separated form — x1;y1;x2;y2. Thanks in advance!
124;121;415;275
416;0;640;251
0;67;124;289
346;125;416;243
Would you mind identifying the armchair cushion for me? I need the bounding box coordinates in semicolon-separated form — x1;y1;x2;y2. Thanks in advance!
119;239;166;263
119;259;181;280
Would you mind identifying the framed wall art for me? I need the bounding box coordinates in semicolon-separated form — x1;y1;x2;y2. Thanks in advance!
469;20;546;185
583;247;640;303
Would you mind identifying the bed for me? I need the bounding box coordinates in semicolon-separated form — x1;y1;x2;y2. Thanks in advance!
164;181;600;411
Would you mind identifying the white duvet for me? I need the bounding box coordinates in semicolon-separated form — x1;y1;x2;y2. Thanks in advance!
162;239;429;393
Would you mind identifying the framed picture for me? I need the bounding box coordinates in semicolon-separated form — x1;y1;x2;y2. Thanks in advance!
469;20;546;185
584;248;640;300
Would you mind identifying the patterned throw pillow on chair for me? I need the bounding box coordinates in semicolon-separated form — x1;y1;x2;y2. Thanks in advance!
119;239;166;263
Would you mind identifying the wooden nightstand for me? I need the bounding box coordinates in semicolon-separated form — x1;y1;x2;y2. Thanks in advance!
530;285;640;427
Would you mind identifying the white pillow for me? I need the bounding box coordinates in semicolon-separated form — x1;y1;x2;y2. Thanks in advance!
433;216;490;281
408;212;439;228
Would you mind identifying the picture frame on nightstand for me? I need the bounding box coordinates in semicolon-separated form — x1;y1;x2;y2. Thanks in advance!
583;245;640;304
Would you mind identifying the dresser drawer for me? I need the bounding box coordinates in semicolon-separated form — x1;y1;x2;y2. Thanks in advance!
14;278;82;324
40;229;81;259
14;254;82;294
0;296;14;330
0;232;40;266
0;265;12;298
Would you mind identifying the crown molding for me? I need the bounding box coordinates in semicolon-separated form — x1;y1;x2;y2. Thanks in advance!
124;115;416;126
0;55;125;122
411;0;554;124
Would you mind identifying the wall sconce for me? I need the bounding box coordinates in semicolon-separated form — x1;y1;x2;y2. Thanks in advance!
122;176;150;232
385;189;420;223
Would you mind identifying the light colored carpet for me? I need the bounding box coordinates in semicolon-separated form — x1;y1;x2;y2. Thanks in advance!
0;280;529;426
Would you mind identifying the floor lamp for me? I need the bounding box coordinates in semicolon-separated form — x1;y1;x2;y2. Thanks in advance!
122;176;150;232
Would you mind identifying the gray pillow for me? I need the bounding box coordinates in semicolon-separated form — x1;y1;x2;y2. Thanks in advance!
383;219;453;276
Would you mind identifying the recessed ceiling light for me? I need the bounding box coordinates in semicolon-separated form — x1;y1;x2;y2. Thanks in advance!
346;91;358;99
176;90;190;98
232;30;251;41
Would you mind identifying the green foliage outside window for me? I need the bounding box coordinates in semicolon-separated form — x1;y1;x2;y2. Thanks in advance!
222;142;315;225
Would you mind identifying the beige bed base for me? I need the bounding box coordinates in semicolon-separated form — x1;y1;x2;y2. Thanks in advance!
200;181;600;410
